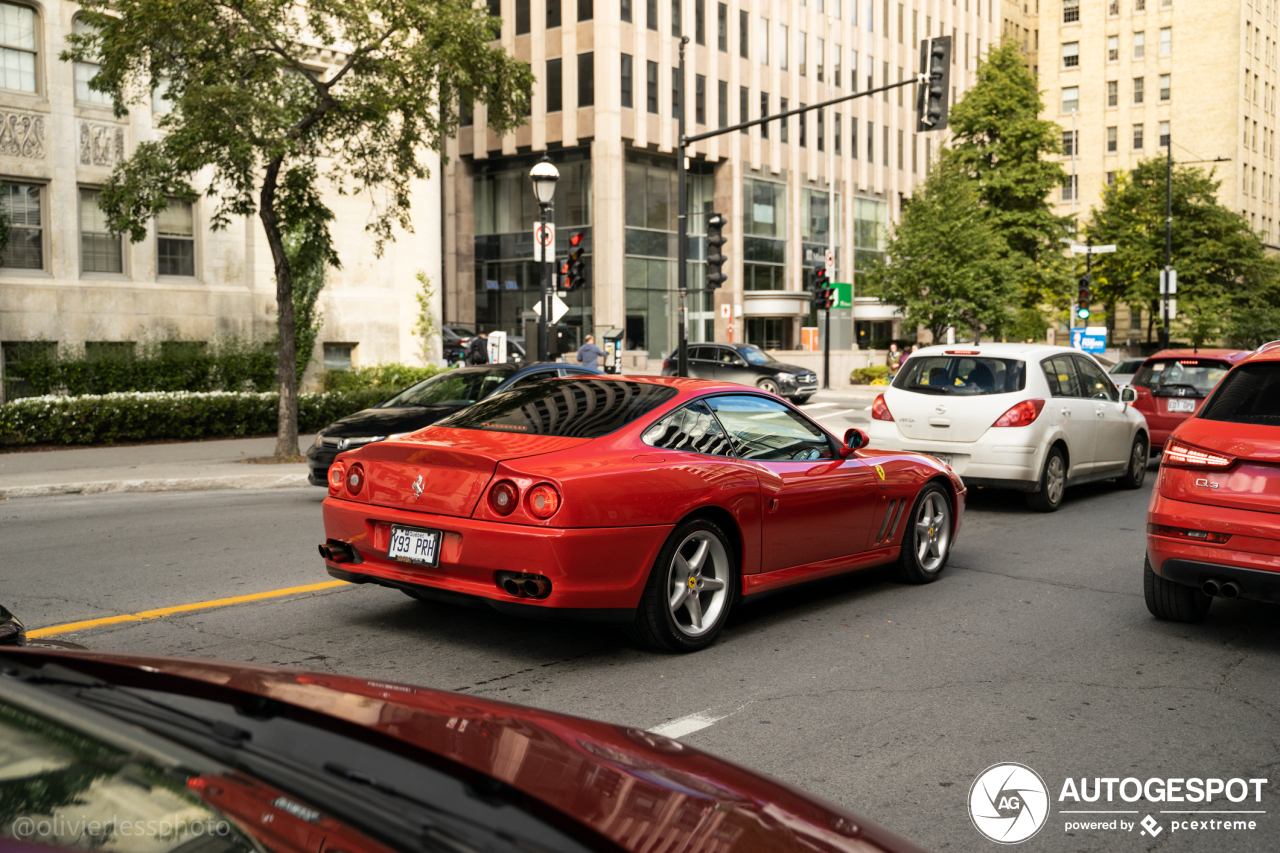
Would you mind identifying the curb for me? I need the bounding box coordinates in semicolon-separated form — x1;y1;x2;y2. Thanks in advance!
0;473;311;500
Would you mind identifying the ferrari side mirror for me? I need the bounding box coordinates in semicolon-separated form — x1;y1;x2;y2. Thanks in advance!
844;428;869;451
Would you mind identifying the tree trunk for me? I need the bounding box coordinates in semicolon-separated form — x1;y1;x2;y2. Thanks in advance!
261;156;298;459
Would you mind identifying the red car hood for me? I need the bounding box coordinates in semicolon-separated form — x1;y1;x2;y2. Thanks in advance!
3;648;926;853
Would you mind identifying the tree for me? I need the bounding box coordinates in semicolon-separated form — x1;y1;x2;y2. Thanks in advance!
863;155;1018;343
412;271;438;365
65;0;532;457
1085;158;1280;347
284;216;330;384
947;39;1074;308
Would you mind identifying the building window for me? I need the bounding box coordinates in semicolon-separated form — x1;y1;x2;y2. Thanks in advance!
1160;73;1170;101
1159;27;1171;56
1062;41;1079;68
1133;76;1144;104
1064;0;1079;23
579;0;593;22
672;66;680;118
695;73;706;123
73;18;111;105
621;0;631;23
695;0;704;43
817;108;825;151
547;0;561;28
323;343;355;372
739;85;748;133
866;121;873;161
151;76;175;115
1159;120;1170;147
671;0;680;36
1062;129;1078;156
1108;0;1119;15
760;91;768;138
739;9;748;57
0;182;42;270
646;0;657;30
717;2;726;50
718;79;727;126
1063;174;1078;201
545;58;563;112
780;96;788;142
742;178;787;291
1107;171;1117;187
157;199;196;277
1133;31;1144;59
799;32;806;76
758;17;768;64
834;45;841;87
80;189;122;274
817;37;825;81
646;61;658;113
780;25;789;69
578;52;594;106
835;113;841;154
1107;80;1118;107
1108;35;1119;61
1135;0;1145;9
516;0;530;34
1107;126;1118;152
621;54;633;108
1062;86;1079;112
0;2;36;93
1133;123;1144;150
799;103;806;147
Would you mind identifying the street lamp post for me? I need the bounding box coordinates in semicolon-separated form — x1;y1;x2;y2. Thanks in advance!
1162;136;1172;350
530;155;560;362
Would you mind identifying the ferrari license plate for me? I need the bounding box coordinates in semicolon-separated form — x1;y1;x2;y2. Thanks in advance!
1167;398;1195;413
388;525;441;567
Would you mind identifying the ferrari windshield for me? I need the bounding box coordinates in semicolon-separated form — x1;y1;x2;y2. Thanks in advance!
1134;359;1231;396
1198;363;1280;426
892;356;1027;396
379;368;510;407
436;379;678;438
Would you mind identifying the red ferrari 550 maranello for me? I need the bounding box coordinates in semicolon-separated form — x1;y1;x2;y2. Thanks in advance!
320;377;965;651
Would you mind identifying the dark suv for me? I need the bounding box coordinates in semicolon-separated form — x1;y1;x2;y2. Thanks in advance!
661;343;819;403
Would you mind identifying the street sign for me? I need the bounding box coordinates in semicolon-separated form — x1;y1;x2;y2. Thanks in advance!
1071;328;1107;354
533;222;556;262
531;293;570;324
1160;269;1178;295
824;248;835;274
1164;298;1178;320
720;303;731;319
833;282;854;310
1067;242;1117;255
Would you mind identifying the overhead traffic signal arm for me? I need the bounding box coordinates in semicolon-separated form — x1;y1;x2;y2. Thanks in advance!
915;36;952;133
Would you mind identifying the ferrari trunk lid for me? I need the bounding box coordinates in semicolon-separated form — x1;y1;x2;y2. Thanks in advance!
357;428;592;516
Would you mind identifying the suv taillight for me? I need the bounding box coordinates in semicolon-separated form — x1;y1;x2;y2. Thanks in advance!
871;394;894;422
1162;439;1235;471
993;399;1045;427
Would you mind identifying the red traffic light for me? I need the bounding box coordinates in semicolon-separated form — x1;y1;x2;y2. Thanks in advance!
570;231;584;247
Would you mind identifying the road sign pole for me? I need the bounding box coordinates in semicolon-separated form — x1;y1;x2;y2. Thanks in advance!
676;36;689;378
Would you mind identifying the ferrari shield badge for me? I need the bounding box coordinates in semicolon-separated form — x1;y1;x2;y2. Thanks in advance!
875;465;886;481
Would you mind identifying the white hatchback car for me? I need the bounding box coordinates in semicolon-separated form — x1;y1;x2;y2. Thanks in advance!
866;343;1150;512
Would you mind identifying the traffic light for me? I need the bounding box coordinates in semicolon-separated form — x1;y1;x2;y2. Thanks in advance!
811;268;835;310
562;232;586;291
1077;274;1092;320
916;36;953;133
706;213;728;289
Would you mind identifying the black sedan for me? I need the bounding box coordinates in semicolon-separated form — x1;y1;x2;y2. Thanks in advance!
307;362;599;485
661;342;819;403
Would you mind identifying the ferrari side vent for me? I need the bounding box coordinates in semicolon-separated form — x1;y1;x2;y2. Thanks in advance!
876;499;906;544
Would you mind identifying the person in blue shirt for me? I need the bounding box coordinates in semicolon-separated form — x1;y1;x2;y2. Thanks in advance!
576;335;606;371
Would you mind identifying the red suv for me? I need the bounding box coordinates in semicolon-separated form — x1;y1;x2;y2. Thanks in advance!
1145;343;1280;621
1130;349;1251;452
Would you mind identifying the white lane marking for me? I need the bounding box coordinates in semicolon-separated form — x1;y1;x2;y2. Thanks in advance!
800;402;838;410
813;408;857;419
648;710;724;738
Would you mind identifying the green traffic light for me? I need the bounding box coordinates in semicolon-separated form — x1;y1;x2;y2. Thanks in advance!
1077;307;1091;320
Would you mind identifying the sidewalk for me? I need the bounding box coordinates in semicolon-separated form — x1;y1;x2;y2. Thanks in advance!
0;435;317;500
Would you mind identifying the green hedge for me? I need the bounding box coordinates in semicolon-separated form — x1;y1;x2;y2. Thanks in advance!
3;340;278;398
849;365;891;385
0;389;390;447
318;363;444;393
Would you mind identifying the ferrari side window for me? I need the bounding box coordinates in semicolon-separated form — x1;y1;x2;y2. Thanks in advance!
705;395;832;461
642;400;736;456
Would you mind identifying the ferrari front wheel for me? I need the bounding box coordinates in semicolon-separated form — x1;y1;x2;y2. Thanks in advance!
893;483;953;584
629;517;737;652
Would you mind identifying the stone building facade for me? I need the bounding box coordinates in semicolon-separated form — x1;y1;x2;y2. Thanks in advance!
0;0;441;399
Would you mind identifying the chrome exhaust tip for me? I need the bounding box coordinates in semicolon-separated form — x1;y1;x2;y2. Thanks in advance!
1220;581;1241;599
502;578;523;596
1202;579;1221;597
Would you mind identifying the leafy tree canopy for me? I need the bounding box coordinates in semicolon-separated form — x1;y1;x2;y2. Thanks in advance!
64;0;532;455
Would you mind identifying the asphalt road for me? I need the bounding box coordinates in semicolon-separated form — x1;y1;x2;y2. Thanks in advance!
3;471;1277;853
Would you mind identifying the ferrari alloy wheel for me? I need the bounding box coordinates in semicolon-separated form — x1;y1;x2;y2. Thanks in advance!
893;483;953;584
1118;435;1149;490
629;517;737;652
1026;446;1066;513
757;379;780;395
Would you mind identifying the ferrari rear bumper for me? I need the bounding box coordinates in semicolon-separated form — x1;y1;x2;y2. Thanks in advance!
322;497;671;616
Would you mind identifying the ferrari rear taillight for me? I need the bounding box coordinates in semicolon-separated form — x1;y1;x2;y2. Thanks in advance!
328;462;346;494
1162;439;1235;470
527;483;561;519
871;394;894;422
490;480;519;515
993;399;1046;427
1147;523;1232;545
346;462;366;496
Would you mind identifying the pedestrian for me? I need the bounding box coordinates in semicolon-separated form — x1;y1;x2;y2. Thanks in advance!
576;334;606;371
887;342;903;374
467;331;490;365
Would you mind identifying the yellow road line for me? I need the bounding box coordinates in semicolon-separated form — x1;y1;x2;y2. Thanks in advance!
27;580;350;638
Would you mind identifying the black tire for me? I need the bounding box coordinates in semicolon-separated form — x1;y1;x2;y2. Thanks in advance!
1117;434;1149;490
1144;555;1211;622
1025;446;1067;513
893;483;954;584
791;394;813;405
627;517;738;652
757;379;781;395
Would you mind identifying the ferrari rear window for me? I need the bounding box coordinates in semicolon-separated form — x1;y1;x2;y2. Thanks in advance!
892;356;1027;396
1198;363;1280;427
435;379;678;438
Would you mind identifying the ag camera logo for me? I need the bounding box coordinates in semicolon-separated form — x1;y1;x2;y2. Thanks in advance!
969;763;1051;844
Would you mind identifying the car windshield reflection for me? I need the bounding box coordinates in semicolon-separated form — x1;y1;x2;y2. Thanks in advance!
379;368;510;408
